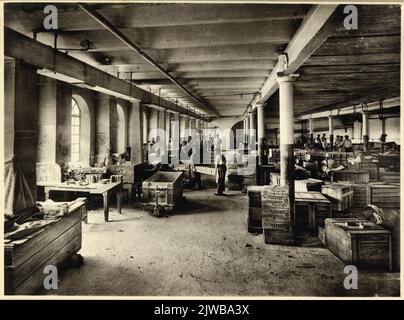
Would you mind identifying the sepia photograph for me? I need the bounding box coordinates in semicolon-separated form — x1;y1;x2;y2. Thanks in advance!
1;0;402;300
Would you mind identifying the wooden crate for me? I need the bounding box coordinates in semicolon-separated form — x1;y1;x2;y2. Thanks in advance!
295;191;332;230
261;185;294;245
379;169;400;184
338;182;371;207
295;178;324;192
247;186;267;234
370;183;400;208
256;164;275;186
142;171;184;212
4;199;86;295
325;218;392;270
228;174;244;191
331;170;370;183
358;161;379;182
321;183;353;212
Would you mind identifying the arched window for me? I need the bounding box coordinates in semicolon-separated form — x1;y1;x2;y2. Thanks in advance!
71;98;81;162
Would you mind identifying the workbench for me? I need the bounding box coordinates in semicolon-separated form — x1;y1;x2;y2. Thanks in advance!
37;181;122;222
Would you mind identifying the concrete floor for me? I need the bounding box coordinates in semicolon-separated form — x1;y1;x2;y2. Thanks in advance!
41;188;400;297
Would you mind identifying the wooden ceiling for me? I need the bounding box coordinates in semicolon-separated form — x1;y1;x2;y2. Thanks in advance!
4;3;400;118
293;5;400;115
4;3;308;116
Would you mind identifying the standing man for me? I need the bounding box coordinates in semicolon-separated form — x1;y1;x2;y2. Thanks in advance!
343;135;353;152
215;153;227;196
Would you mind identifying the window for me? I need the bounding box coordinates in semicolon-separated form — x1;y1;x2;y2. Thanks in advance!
71;98;81;162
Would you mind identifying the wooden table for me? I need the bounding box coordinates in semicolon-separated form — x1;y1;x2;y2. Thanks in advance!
37;181;122;222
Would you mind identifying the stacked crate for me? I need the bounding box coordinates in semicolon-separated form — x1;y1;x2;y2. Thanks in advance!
338;182;371;207
247;186;266;234
261;185;294;245
295;178;324;192
295;191;332;230
321;182;353;212
370;183;400;208
379;168;400;184
348;160;379;182
331;170;370;183
227;174;244;191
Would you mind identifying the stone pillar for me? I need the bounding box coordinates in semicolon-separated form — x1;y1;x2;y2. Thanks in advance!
257;104;266;165
308;117;314;144
276;75;296;244
166;111;171;147
5;60;39;199
249;111;256;149
94;93;116;164
328;114;334;150
362;112;370;152
158;109;166;148
37;76;72;166
171;113;181;164
244;117;250;145
142;106;149;144
278;76;296;188
128;101;144;163
184;115;190;140
148;107;159;140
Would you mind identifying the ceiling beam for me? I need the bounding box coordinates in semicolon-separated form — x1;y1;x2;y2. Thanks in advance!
78;3;219;116
5;3;308;30
296;97;400;120
246;4;339;115
4;27;205;120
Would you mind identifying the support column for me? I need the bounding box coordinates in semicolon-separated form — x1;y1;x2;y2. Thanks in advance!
94;93;116;164
328;114;334;150
278;76;296;188
362;112;370;152
308;117;314;144
257;104;266;165
128;101;144;163
249;110;256;149
381;117;386;153
5;60;39;200
37;76;72;166
166;111;171;148
171;113;180;163
184;115;190;140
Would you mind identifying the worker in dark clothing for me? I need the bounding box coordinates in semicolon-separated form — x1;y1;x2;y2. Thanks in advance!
215;153;227;196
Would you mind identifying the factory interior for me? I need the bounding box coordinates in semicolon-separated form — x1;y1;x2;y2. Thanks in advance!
3;3;401;297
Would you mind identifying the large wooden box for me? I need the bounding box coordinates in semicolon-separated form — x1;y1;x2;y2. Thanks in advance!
348;160;379;182
247;186;267;234
4;199;86;295
321;183;353;212
325;218;392;270
379;168;400;184
331;170;370;183
261;186;294;245
295;191;332;230
370;183;400;208
142;171;183;211
295;178;324;192
338;182;371;208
